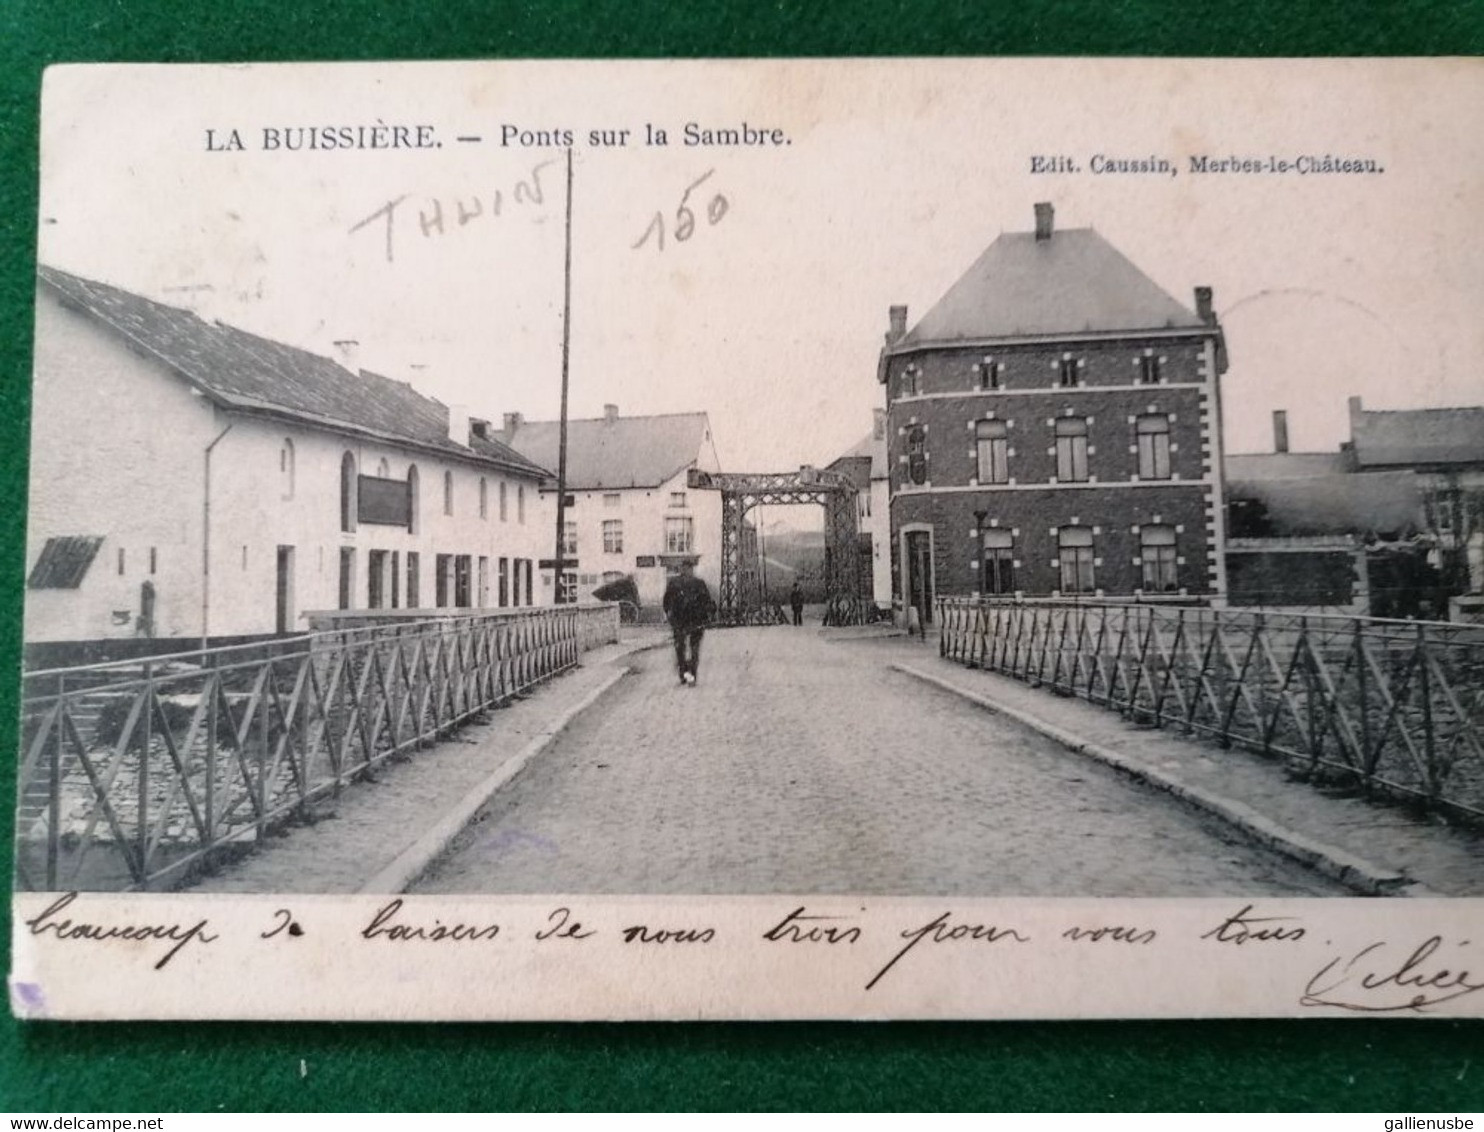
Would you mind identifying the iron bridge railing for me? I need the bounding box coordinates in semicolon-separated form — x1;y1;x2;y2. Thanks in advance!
15;603;620;892
937;597;1484;822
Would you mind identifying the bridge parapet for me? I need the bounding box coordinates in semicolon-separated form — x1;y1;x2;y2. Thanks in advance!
14;604;619;892
938;596;1484;822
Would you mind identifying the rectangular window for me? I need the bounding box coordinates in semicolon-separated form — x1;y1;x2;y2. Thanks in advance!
435;553;451;607
454;555;472;607
338;547;356;610
981;530;1015;595
664;516;694;554
391;551;400;608
518;485;526;524
1058;358;1078;387
603;493;621;508
367;549;388;609
670;492;686;509
1140;526;1179;592
1136;415;1172;480
559;571;578;604
498;557;510;607
27;535;103;589
563;521;578;556
499;481;508;522
975;420;1009;484
906;426;927;485
478;556;489;606
1139;355;1162;384
1055;419;1089;482
603;520;623;553
406;551;420;608
524;560;533;605
978;361;1001;391
1058;528;1096;593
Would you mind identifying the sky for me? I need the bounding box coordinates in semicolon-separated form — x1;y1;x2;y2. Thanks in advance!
36;59;1484;481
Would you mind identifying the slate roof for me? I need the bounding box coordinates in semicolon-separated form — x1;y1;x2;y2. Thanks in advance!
498;413;712;490
901;228;1206;344
830;430;888;480
1225;453;1420;537
1350;405;1484;469
38;265;548;478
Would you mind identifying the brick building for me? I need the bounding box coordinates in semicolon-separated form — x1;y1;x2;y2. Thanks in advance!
880;204;1230;621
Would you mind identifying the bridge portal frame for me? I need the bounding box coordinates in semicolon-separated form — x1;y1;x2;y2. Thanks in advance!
687;466;866;625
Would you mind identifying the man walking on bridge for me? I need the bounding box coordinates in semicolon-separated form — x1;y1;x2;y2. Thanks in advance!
663;559;715;686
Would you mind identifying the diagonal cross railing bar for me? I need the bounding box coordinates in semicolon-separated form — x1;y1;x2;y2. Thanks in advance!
939;597;1484;823
15;603;620;892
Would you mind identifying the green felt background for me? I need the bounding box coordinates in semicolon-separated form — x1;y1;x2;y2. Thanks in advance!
3;0;1483;1113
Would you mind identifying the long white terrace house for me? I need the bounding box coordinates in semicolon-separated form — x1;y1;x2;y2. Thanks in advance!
26;266;553;665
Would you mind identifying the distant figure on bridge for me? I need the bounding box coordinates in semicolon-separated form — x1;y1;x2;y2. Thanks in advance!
663;560;715;687
790;581;804;626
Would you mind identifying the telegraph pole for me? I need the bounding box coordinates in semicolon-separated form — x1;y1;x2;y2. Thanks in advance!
553;147;574;602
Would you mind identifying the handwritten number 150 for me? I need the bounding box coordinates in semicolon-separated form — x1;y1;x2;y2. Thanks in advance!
633;170;729;252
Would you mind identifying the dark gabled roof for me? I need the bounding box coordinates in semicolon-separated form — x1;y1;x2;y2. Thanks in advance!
38;265;548;478
1350;405;1484;468
498;413;712;490
1226;454;1420;538
902;228;1206;344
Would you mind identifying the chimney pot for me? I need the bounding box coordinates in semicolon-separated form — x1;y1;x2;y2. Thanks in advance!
1273;410;1290;454
872;407;886;440
332;338;361;372
886;304;908;345
503;411;523;435
604;403;619;423
1194;287;1215;325
447;403;471;448
1034;202;1054;241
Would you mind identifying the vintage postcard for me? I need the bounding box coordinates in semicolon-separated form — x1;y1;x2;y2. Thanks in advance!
9;58;1484;1021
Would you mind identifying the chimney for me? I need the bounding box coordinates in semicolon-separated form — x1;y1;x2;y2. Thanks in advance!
886;305;908;345
1194;287;1215;326
469;418;490;441
332;338;361;373
873;408;886;440
1348;395;1364;423
1034;202;1054;241
1272;410;1290;454
447;403;471;447
503;411;523;436
604;403;619;423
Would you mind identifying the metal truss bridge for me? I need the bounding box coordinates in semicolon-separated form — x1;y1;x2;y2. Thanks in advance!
688;466;868;626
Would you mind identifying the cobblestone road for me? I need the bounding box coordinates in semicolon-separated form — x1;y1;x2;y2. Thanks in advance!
415;628;1348;896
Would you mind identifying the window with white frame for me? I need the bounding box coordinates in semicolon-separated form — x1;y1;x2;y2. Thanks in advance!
1136;414;1172;480
563;521;578;556
1058;527;1096;593
1055;418;1089;482
975;420;1009;484
603;519;623;554
1140;525;1178;592
665;516;693;554
981;529;1014;595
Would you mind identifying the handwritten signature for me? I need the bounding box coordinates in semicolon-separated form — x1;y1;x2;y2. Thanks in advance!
1302;936;1484;1012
